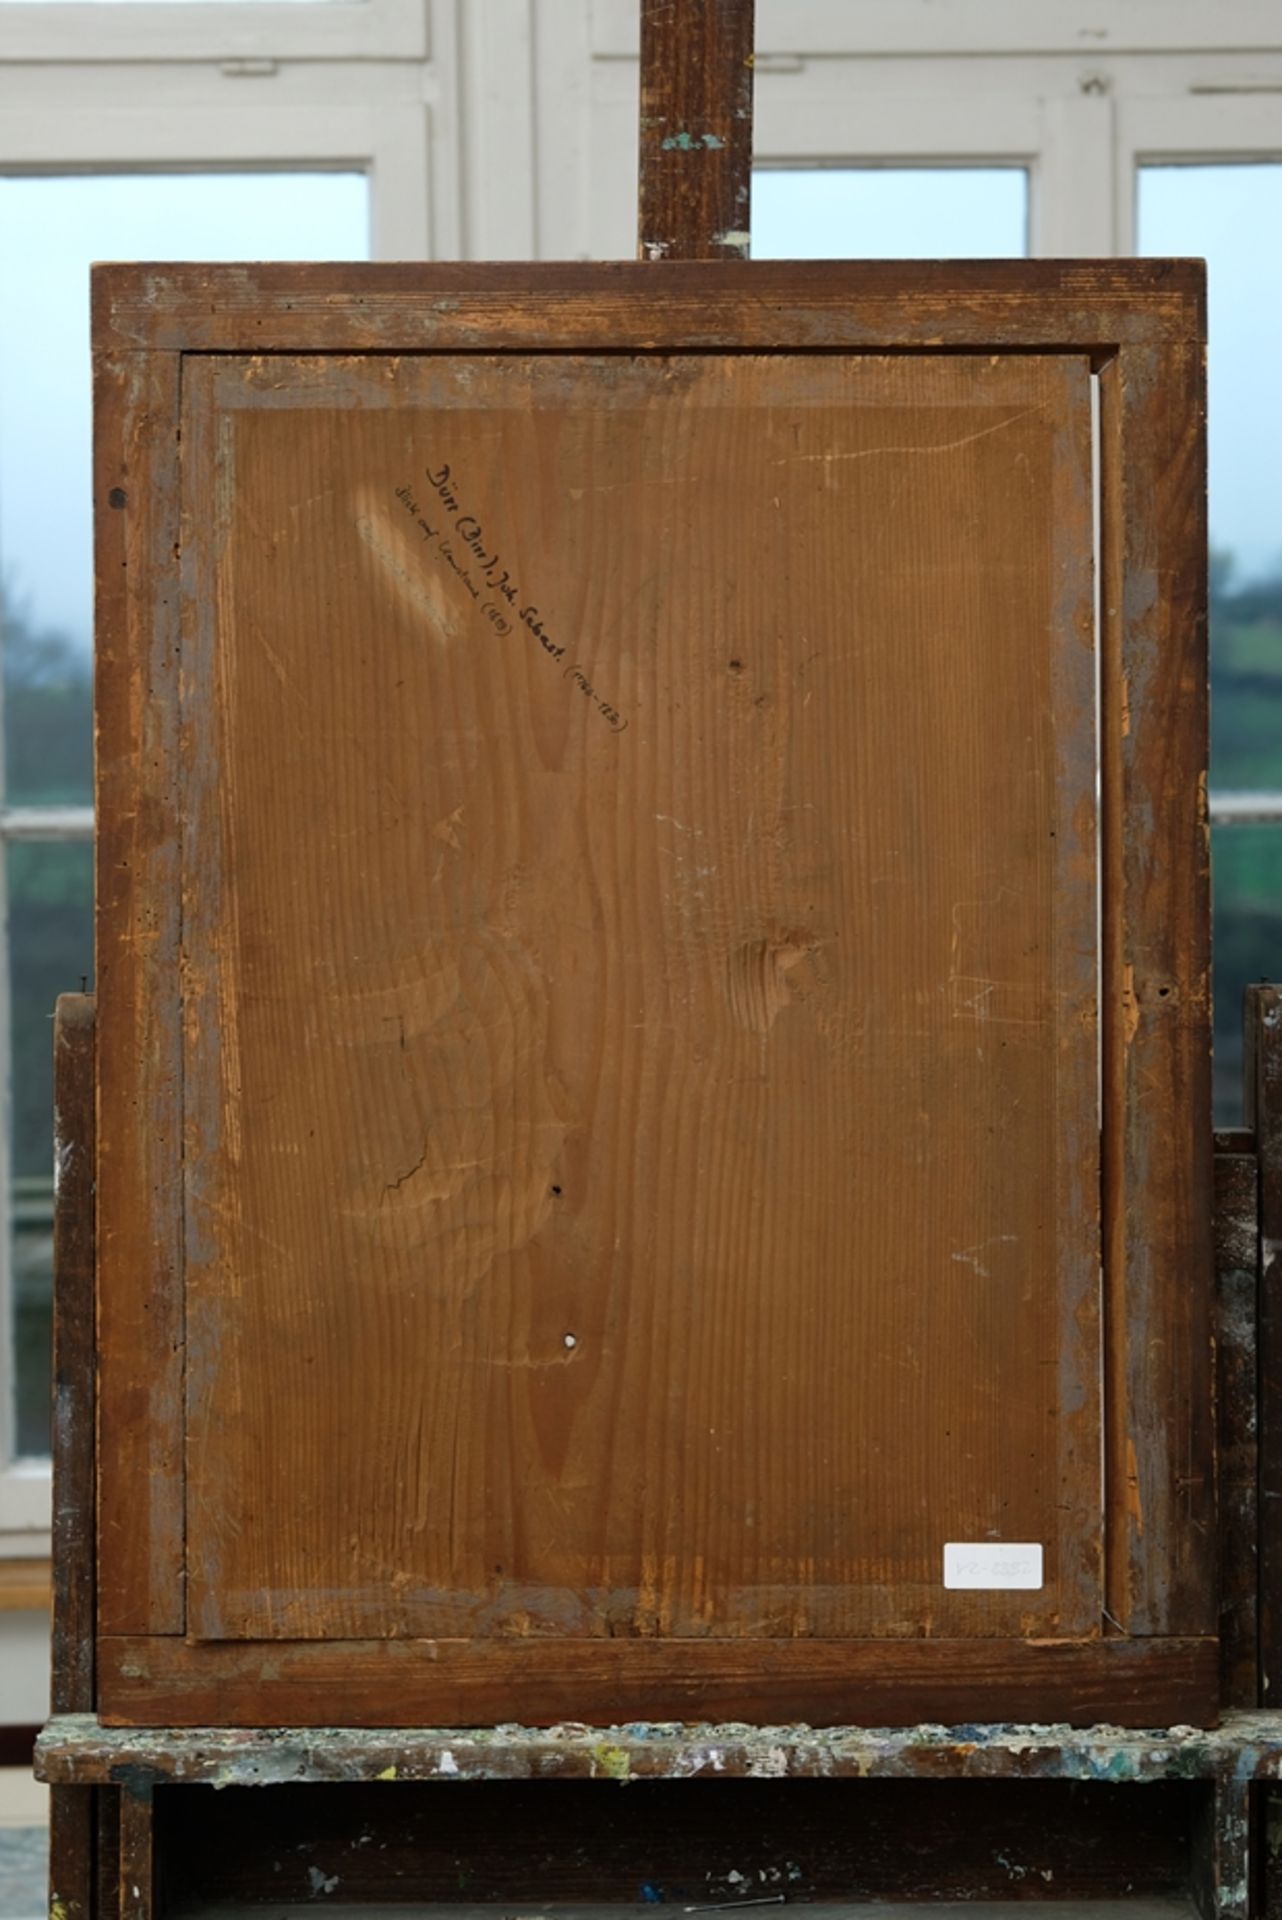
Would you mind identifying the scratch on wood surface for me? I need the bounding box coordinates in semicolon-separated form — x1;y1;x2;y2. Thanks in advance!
947;976;1046;1028
951;1235;1018;1280
771;407;1041;468
191;1191;291;1267
568;474;707;499
383;1142;432;1197
500;1346;579;1372
256;630;292;689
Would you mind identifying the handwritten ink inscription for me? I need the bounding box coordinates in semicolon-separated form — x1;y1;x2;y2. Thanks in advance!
394;462;628;733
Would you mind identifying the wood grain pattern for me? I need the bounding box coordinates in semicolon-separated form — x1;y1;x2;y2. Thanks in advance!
96;1632;1217;1730
1191;1774;1254;1920
47;1787;94;1920
90;261;1205;357
94;351;185;1637
1098;338;1213;1639
97;1788;119;1920
179;351;1098;1655
638;0;754;262
118;1782;153;1920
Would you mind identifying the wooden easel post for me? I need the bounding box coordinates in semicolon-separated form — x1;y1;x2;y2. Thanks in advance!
48;993;97;1920
638;0;754;261
1215;1130;1262;1711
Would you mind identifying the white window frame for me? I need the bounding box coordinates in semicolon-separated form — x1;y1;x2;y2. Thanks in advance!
1117;94;1282;251
752;90;1043;254
594;70;1120;264
585;0;1282;261
0;101;435;259
591;0;1282;61
0;0;427;66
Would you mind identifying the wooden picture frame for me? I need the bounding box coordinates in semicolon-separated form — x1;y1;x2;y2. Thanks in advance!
92;260;1211;1728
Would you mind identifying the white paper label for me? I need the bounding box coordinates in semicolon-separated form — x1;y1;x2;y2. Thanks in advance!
944;1542;1043;1590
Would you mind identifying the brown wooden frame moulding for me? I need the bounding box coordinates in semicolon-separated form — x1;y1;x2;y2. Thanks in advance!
92;260;1210;1728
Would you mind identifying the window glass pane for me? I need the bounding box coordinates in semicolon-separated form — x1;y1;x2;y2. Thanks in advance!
1139;166;1282;1123
2;602;92;812
751;167;1028;259
9;839;93;1459
0;171;368;1463
1140;166;1282;623
1212;825;1282;1128
0;171;370;807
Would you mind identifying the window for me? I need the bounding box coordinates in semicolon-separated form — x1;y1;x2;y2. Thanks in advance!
0;168;370;1526
2;0;424;62
752;167;1029;260
1138;164;1282;1123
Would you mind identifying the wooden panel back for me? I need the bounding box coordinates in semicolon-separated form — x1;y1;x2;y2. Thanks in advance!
179;350;1099;1646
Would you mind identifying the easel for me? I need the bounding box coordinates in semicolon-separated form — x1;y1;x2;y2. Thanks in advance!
34;2;1282;1910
